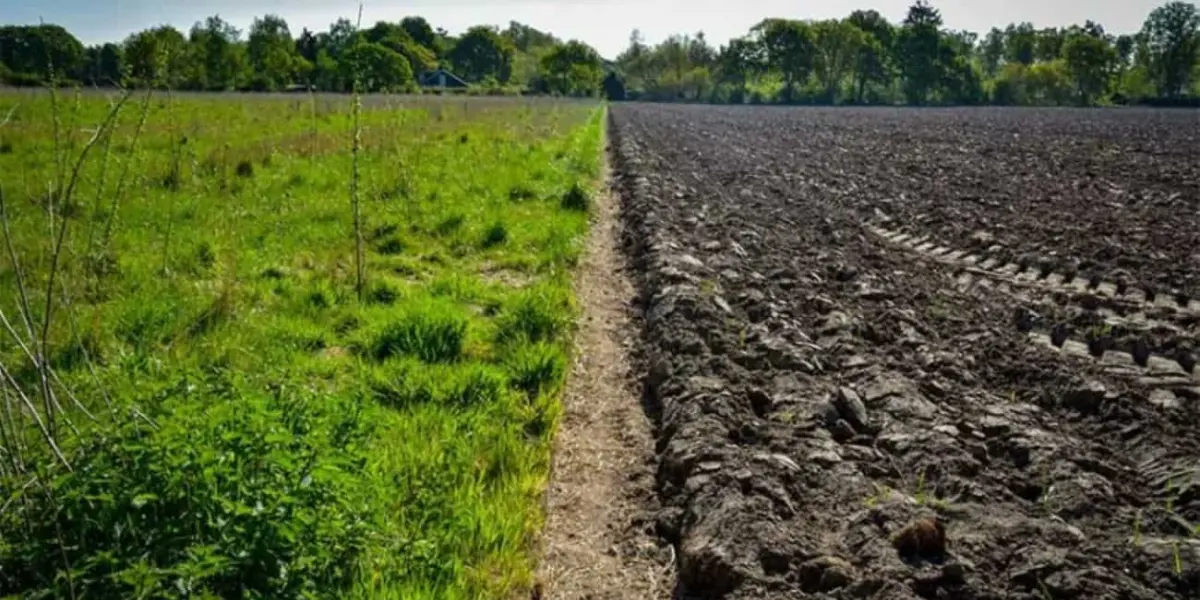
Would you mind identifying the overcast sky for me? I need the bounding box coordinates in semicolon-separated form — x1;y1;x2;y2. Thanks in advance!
6;0;1164;58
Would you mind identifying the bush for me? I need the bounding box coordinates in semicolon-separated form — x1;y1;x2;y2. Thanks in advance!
0;387;377;598
371;301;468;362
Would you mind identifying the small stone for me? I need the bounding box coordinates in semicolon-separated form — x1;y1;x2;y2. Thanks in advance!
808;449;842;467
1149;389;1183;410
702;240;722;251
834;387;869;428
712;296;733;314
677;254;705;269
821;311;852;334
864;376;908;404
798;556;856;592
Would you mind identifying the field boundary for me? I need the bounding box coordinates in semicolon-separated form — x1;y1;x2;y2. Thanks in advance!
536;126;670;598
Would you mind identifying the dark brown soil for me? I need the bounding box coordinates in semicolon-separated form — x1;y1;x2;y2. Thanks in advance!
610;104;1200;600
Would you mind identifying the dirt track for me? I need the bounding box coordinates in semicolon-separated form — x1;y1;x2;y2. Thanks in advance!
610;104;1200;599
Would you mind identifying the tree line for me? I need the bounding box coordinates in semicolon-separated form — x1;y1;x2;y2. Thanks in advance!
1;1;1198;105
613;1;1200;105
0;16;605;95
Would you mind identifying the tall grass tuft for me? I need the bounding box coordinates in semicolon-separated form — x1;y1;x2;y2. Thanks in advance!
371;301;469;363
496;284;574;345
504;342;567;399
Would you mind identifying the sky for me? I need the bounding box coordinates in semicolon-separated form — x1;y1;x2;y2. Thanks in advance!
6;0;1165;58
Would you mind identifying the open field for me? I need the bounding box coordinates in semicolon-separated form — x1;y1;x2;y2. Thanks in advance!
0;90;603;598
610;103;1200;599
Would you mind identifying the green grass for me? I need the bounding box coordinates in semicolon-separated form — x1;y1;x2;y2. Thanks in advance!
0;90;605;599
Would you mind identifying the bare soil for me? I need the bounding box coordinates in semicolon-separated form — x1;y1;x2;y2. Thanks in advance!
537;159;672;598
609;104;1200;599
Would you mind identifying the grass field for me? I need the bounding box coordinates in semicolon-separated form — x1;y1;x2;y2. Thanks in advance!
0;89;604;598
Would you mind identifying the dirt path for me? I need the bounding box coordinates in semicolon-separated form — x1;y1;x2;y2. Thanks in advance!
535;156;670;599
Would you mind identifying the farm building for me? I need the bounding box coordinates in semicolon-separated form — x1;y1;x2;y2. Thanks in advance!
419;68;469;90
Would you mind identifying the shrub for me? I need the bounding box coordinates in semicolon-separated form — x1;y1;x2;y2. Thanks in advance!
561;182;592;212
371;302;468;363
0;387;378;598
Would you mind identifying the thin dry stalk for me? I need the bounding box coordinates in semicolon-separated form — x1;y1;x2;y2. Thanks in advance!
0;361;70;470
350;2;367;301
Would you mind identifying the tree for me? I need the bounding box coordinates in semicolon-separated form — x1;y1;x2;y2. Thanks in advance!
364;21;437;76
717;37;762;102
0;25;85;81
296;28;320;63
342;41;413;91
1141;1;1200;98
247;15;298;91
401;17;437;51
980;27;1005;76
449;26;514;83
540;40;603;96
896;1;944;104
81;43;122;86
755;19;817;102
191;15;244;90
848;10;895;103
1005;22;1037;65
1062;29;1118;104
124;26;188;86
1034;27;1066;62
811;20;866;102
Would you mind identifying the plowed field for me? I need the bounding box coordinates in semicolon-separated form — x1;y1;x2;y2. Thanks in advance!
610;104;1200;599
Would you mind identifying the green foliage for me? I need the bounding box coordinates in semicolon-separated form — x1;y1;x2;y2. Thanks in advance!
1062;30;1119;105
248;15;300;91
496;284;574;345
561;181;592;211
371;300;469;362
449;26;515;83
0;24;84;80
504;341;567;399
0;93;605;598
343;41;415;92
0;385;378;598
1141;1;1200;98
540;40;604;96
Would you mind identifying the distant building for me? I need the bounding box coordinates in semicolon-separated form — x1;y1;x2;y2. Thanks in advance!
419;68;469;90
